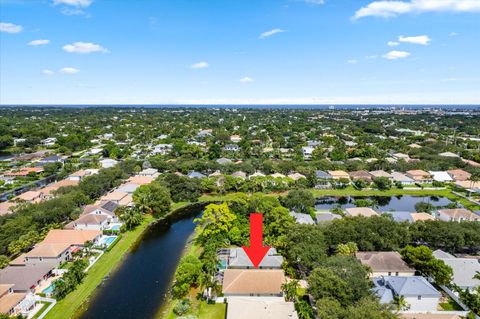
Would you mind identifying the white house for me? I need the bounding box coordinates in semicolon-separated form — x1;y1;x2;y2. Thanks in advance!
301;146;314;158
100;158;118;168
437;208;480;222
429;171;453;183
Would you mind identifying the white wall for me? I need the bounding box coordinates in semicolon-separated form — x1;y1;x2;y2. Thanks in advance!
405;296;439;312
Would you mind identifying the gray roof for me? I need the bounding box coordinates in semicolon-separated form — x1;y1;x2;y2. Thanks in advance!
101;201;119;214
372;286;394;304
315;170;332;179
187;171;206;178
373;276;441;298
216;158;233;164
117;183;139;194
433;250;480;288
290;212;315;225
0;264;54;292
315;213;342;222
228;248;283;269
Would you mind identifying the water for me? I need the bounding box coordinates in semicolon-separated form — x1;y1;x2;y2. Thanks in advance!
79;207;201;319
315;195;455;212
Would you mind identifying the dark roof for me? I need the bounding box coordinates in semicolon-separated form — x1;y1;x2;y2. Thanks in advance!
0;265;54;292
101;201;118;213
315;170;332;179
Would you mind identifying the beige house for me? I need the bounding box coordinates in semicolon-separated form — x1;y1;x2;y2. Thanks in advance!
437;208;480;222
328;170;350;180
356;252;415;277
410;212;436;222
222;269;285;297
447;169;471;181
226;297;298;319
405;170;433;183
344;207;378;217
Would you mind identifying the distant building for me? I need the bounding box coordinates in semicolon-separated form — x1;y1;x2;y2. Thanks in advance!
437;208;480;222
345;207;378;218
433;250;480;289
391;172;415;185
99;158;118;168
429;171;453;182
356;252;415;277
406;170;433;183
223;144;240;152
290;212;315;225
447;169;471;182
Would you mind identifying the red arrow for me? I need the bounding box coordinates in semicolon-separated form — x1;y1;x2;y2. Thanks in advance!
242;213;270;269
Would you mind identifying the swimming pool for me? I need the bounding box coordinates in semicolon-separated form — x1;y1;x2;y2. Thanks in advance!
42;284;55;295
99;236;117;247
110;225;121;231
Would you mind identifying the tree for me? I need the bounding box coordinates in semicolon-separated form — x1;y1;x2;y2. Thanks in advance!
414;202;434;214
295;300;314;319
159;173;202;202
194;203;237;240
281;189;315;214
284;224;327;273
316;298;344;319
400;245;453;285
133;182;171;216
172;255;203;298
393;295;410;311
0;255;10;269
307;268;352;306
116;206;143;230
336;242;358;256
281;279;299;302
373;177;392;190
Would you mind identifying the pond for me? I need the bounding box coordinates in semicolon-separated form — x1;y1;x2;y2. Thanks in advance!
78;205;202;319
315;195;456;212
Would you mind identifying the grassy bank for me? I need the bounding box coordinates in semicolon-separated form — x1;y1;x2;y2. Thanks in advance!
44;215;156;319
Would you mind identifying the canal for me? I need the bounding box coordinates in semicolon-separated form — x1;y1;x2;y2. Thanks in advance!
78;206;201;319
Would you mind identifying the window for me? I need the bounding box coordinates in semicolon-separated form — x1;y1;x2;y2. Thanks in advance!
395;272;399;276
418;295;422;300
388;272;391;276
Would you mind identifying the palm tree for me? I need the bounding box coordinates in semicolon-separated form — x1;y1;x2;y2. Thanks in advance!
83;240;94;257
473;271;480;281
281;279;299;302
119;207;143;230
469;172;480;197
393;295;410;311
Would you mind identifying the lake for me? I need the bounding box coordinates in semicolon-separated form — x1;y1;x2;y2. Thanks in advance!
78;206;201;319
315;195;456;212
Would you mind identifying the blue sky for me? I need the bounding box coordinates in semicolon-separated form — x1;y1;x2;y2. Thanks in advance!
1;0;479;104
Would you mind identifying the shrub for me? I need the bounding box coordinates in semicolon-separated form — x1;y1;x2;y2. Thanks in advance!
173;299;191;316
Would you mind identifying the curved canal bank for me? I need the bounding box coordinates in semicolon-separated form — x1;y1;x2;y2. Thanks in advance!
76;203;207;319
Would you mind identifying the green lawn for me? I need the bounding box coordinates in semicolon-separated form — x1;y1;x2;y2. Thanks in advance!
32;302;52;319
198;302;226;319
44;215;155;319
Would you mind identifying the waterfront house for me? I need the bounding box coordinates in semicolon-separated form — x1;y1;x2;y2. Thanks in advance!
406;170;433;183
447;169;471;182
289;212;315;225
226;297;298;319
372;276;441;312
287;173;306;181
349;170;373;182
391;172;415;185
42;229;102;247
328;170;350;180
222;269;285;297
356;252;415;277
0;284;36;317
410;213;436;222
384;211;414;223
0;264;54;293
315;212;342;223
428;171;453;183
345;207;379;218
23;242;72;266
71;214;110;231
437;208;480;222
370;170;393;180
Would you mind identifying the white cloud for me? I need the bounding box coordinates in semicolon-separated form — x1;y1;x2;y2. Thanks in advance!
398;35;431;45
259;28;286;39
63;42;108;54
0;22;23;33
353;0;480;19
387;41;399;46
42;69;54;75
239;77;254;83
189;62;209;69
59;67;79;74
53;0;93;7
347;59;358;65
303;0;325;4
28;39;50;46
382;50;410;60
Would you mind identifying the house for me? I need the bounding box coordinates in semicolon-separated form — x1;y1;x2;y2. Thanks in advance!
197;129;213;137
222;269;285;297
401;313;463;319
287;173;306;181
223;144;240;152
226;248;283;269
290;212;315;225
38;155;64;165
151;144;172;155
42;229;101;247
230;135;242;143
437;208;480;222
72;214;110;231
226;297;298;319
410;213;436;222
231;171;247;179
270;173;286;178
216;157;233;165
328;170;350;180
23;242;72;266
356;252;415;277
117;183;140;194
439;152;459;158
0;264;54;292
68;169;99;181
41;137;57;146
41;179;79;197
0;284;36;316
301;146;314;158
4;167;44;177
433;250;480;289
14;191;44;203
187;171;207;179
391;172;415;185
101;191;130;204
128;175;154;185
249;172;266;178
428;171;453;183
99;158;118;168
392;153;411;161
315;170;332;188
315;212;342;223
370;170;393;180
372;276;441;312
447;169;471;182
345;207;378;217
406;170;433;183
349;170;373;182
0;201;16;216
138;168;159;178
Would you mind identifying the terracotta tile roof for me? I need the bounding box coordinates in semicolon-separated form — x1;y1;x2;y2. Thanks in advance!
438;208;479;220
410;212;435;222
42;229;101;246
447;169;471;181
327;170;350;179
127;176;154;185
75;214;109;225
356;252;414;273
25;242;71;258
0;292;27;314
101;191;129;202
15;191;43;202
0;202;16;216
41;179;79;194
401;314;461;319
222;269;285;295
0;284;14;296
